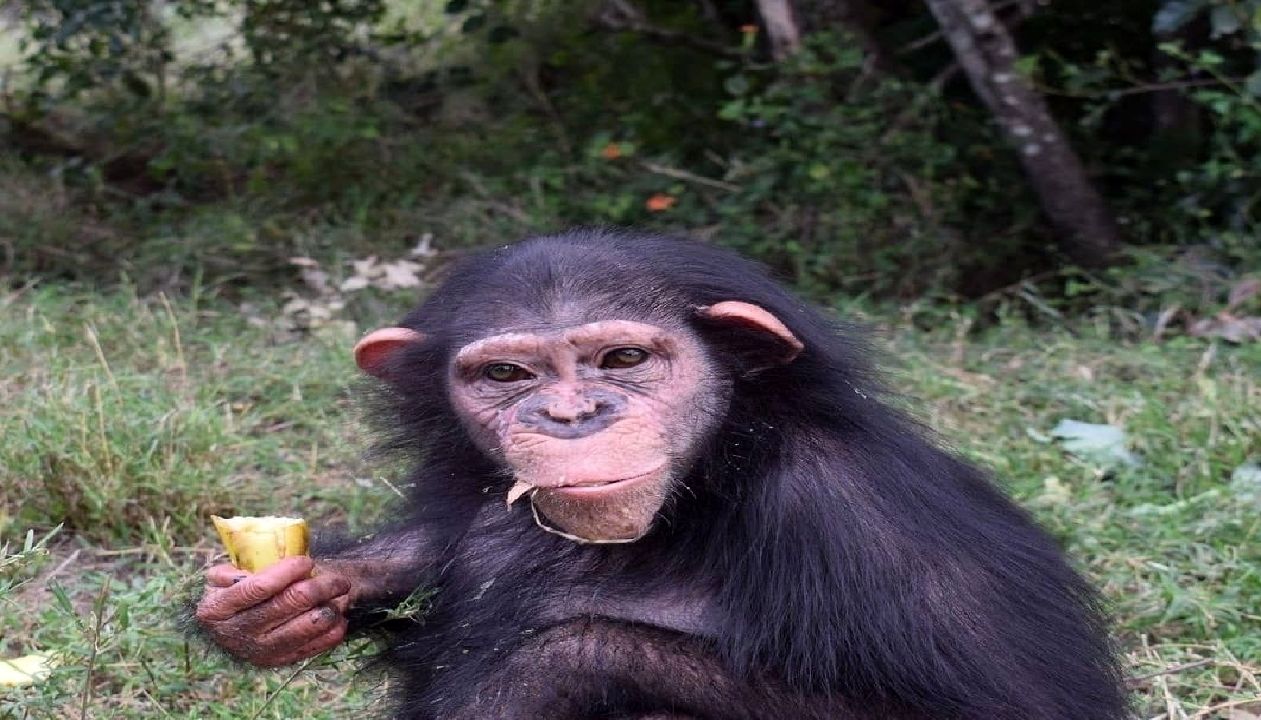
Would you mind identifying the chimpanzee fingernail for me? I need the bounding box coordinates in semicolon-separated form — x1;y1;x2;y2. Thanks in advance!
231;575;246;584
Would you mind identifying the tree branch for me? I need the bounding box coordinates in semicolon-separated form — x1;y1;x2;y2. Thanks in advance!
755;0;804;61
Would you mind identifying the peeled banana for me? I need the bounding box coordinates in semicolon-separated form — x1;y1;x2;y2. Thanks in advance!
211;515;308;573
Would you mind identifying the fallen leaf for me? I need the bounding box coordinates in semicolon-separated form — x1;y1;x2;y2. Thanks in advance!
299;268;330;295
282;296;310;316
351;256;380;279
1153;305;1180;339
339;276;371;292
1226;276;1260;311
1189;313;1261;343
1050;419;1141;468
409;233;437;258
506;480;534;506
1230;460;1261;504
378;260;424;289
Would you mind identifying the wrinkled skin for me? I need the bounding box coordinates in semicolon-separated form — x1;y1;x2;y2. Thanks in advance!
195;557;350;667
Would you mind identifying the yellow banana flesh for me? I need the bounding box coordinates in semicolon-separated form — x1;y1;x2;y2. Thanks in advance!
212;515;308;573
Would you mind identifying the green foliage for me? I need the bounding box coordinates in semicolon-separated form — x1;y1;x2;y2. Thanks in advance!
1018;0;1261;253
239;0;387;69
17;0;181;109
704;37;1018;297
2;0;1259;303
1164;42;1261;238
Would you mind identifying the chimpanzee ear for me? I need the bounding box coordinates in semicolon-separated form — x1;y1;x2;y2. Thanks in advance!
353;327;426;379
697;301;803;364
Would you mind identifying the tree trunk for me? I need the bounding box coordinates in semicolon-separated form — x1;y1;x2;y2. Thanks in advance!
922;0;1124;267
755;0;804;60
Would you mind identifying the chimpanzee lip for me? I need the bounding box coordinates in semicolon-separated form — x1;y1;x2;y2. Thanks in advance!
548;465;666;497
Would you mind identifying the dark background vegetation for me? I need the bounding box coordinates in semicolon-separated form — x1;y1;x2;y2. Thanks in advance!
0;1;1258;718
2;0;1258;308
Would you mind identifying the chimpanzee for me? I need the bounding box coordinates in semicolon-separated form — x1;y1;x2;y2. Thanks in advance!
196;228;1128;719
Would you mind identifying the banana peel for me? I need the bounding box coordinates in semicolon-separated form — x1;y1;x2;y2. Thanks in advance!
0;654;53;687
212;516;308;573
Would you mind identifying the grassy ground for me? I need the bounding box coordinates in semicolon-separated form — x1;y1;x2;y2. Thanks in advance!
1;285;1258;718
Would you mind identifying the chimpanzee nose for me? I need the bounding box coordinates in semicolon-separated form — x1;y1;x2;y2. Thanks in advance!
520;390;625;438
542;397;604;423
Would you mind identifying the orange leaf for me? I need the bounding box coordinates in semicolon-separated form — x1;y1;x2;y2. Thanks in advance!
600;143;623;160
646;193;677;212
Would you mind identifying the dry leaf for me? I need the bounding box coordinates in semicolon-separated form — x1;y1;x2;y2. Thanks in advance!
506;480;534;506
1153;304;1180;340
282;296;310;316
299;268;331;295
351;256;380;278
379;260;424;289
340;276;371;292
1189;313;1261;343
1227;276;1260;311
409;233;436;258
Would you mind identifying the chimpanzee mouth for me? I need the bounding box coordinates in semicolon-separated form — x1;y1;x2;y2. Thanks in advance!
548;465;666;498
557;474;655;496
504;464;667;506
524;463;671;545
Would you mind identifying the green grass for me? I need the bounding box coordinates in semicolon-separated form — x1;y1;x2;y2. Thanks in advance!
2;288;1259;718
0;286;392;546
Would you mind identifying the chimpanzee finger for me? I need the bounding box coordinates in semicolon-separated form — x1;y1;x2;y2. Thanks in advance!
328;591;352;615
196;556;315;622
233;573;352;633
257;610;348;667
206;563;249;587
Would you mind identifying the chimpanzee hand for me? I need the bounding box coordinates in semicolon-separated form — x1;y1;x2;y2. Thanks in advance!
195;556;352;667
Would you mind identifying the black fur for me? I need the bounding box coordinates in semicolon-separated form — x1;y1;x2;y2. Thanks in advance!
347;228;1128;719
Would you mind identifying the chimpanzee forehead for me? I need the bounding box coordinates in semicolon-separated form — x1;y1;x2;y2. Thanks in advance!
445;291;689;346
439;252;692;341
453;319;679;368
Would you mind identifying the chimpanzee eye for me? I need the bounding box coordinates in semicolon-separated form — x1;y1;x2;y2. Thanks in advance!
600;347;649;369
484;363;534;382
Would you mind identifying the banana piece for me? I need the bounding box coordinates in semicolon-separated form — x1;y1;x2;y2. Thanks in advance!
212;515;308;573
0;654;53;687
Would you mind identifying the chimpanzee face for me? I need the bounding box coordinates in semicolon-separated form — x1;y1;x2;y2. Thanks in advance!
354;302;800;543
446;318;724;543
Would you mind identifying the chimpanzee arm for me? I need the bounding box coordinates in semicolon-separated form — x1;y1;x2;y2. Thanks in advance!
440;619;860;720
312;524;440;610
